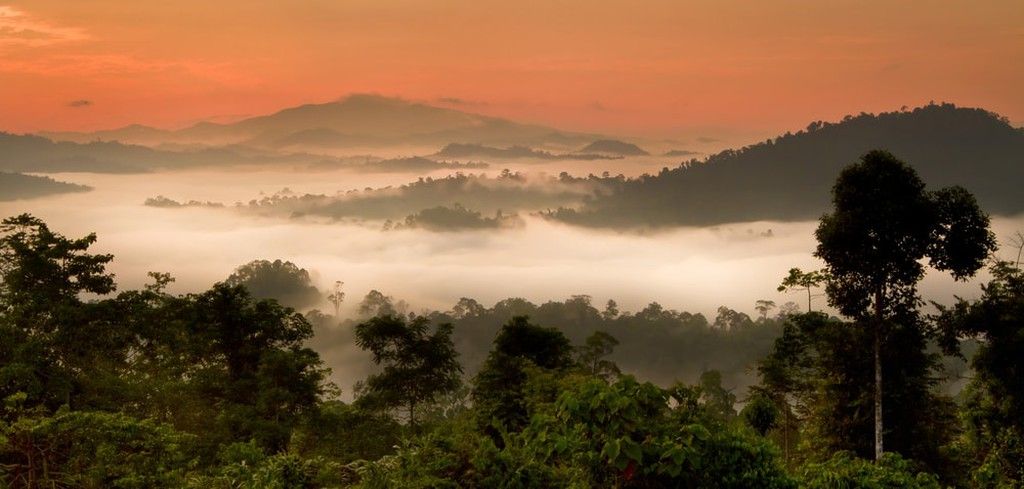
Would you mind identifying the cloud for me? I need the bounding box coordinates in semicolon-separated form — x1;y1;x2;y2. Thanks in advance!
696;136;720;143
67;99;92;108
436;96;487;107
0;6;88;48
588;101;608;111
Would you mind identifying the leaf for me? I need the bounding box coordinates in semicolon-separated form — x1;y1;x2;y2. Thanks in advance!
602;439;620;461
621;438;643;462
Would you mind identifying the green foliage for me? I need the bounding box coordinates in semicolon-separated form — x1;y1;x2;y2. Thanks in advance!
187;441;343;489
936;261;1024;486
291;401;402;464
743;392;780;436
178;283;331;452
472;316;575;432
0;407;195;488
355;315;462;427
798;452;941;489
755;313;959;475
0;215;333;464
0;214;117;410
507;376;793;488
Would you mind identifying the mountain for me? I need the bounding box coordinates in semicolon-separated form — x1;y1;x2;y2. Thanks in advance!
548;104;1024;227
40;94;601;150
579;139;650;156
0;172;91;201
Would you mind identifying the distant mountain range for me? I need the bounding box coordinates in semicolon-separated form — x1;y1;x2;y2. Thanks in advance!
40;94;602;150
548;104;1024;227
8;100;1024;230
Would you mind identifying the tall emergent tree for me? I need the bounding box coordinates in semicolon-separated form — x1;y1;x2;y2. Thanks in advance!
777;268;827;313
814;150;995;460
354;315;462;428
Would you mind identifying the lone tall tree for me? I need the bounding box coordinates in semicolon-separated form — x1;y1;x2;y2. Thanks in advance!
815;150;995;460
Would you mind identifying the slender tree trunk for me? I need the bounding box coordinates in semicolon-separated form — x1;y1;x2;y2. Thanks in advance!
806;287;812;312
783;399;791;464
873;288;884;461
409;399;417;432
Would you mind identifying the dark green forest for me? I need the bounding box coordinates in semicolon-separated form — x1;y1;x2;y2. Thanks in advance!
2;151;1024;488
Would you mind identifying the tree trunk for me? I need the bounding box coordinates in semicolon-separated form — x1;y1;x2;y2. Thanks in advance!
409;399;416;432
873;288;884;461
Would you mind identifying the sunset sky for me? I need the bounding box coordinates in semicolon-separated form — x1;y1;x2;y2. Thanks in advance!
1;0;1021;138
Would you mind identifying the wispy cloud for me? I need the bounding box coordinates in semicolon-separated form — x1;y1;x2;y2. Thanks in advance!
0;6;88;48
0;53;258;87
436;96;488;107
67;99;92;108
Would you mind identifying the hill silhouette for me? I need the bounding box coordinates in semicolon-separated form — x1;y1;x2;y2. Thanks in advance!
579;139;650;156
0;172;91;201
548;104;1024;227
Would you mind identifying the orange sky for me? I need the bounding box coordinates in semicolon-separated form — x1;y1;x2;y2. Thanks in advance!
1;0;1021;138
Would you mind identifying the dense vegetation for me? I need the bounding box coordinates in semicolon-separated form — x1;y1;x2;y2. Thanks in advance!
385;204;521;231
1;151;1023;487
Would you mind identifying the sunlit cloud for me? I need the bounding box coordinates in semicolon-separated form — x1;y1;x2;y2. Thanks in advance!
0;53;257;87
0;5;88;48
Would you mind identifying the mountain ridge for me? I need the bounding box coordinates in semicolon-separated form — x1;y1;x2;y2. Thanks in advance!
38;94;603;150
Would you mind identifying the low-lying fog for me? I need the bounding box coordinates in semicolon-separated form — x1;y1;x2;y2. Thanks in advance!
6;164;1019;321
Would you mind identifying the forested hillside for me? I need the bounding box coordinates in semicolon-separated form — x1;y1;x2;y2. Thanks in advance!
550;104;1024;227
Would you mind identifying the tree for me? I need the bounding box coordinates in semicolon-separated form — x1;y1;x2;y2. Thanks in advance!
358;290;398;318
225;259;322;310
696;370;737;422
575;330;621;380
472;316;575;432
0;214;117;409
742;392;779;436
327;280;345;317
777;268;827;313
602;299;620;320
755;300;777;321
180;283;331;452
814;150;995;460
354;315;462;428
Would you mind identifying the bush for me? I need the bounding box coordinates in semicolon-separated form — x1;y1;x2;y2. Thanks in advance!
798;452;941;489
0;407;195;488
